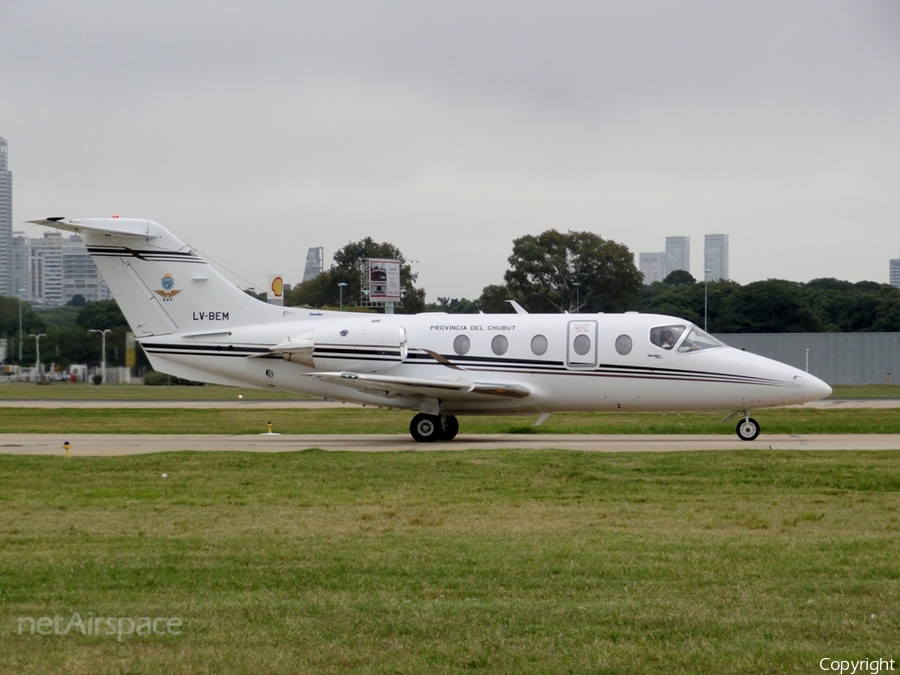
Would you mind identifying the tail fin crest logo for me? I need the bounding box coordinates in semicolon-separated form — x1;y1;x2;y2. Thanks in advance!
155;273;182;301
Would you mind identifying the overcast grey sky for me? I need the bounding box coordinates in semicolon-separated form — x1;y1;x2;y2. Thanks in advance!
3;1;899;300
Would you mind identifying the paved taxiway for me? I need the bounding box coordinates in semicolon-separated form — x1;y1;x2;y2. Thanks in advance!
2;398;897;455
2;433;899;456
2;398;900;409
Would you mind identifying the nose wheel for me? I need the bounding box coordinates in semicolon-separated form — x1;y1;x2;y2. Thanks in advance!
736;416;760;441
410;413;459;442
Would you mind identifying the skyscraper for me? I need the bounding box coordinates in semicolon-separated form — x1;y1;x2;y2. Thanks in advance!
665;236;690;277
0;137;12;297
303;246;324;281
890;257;900;289
704;234;729;281
29;231;110;306
639;251;667;284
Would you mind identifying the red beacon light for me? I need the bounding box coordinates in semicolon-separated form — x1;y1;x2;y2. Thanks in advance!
111;213;119;218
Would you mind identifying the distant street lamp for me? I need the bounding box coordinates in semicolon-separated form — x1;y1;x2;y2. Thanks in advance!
572;282;581;314
337;282;348;311
704;269;712;332
28;333;47;379
90;328;112;383
17;288;26;364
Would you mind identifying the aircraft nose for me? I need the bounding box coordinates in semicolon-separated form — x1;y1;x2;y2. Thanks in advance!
802;374;832;401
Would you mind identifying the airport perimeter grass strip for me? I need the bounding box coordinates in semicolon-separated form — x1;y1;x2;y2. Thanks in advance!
0;382;313;401
1;382;899;401
1;449;898;674
1;406;899;435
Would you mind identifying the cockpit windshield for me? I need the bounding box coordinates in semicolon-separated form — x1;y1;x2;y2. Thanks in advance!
676;326;725;353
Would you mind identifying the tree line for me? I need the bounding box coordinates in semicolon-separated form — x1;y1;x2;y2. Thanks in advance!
3;229;898;369
286;229;900;332
0;297;143;369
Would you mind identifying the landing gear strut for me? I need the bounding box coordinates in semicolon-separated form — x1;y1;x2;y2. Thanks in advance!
410;413;459;442
736;415;760;441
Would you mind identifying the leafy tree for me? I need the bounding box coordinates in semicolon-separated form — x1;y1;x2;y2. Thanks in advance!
425;297;482;314
38;305;79;329
286;237;425;313
639;279;740;330
478;284;518;313
717;280;824;333
75;300;128;330
66;294;87;307
663;269;696;286
503;230;642;313
0;296;47;365
806;277;854;293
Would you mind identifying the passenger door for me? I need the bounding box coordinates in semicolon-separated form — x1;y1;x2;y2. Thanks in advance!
566;320;598;369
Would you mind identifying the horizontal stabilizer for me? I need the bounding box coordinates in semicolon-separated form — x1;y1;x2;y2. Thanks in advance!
304;371;530;400
28;218;161;239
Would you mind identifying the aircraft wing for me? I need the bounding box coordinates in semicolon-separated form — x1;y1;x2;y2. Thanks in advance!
304;371;530;400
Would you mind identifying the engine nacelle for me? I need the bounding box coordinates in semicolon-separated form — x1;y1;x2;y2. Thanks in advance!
279;320;407;373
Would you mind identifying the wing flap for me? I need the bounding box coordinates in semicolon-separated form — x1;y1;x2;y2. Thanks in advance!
304;371;530;400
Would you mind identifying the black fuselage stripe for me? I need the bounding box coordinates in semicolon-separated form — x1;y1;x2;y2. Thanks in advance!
141;342;788;386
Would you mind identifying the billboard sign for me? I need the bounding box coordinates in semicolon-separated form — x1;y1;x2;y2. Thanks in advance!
368;259;401;302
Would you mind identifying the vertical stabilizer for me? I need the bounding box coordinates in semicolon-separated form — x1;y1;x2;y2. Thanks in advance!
29;218;273;337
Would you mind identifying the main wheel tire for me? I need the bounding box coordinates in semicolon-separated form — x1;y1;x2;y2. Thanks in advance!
736;417;760;441
410;413;441;442
440;415;459;441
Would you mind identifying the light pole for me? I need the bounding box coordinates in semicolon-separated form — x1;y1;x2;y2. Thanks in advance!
703;269;711;332
17;288;26;364
337;282;347;311
90;328;112;383
29;333;47;379
572;282;581;314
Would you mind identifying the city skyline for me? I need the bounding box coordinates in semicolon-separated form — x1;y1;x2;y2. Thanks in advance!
3;3;900;300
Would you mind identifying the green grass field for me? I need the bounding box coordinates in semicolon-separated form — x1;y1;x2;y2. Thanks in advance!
0;382;310;400
1;406;899;435
1;381;900;400
2;450;898;674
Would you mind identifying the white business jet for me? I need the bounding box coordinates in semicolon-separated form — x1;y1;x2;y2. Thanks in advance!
32;217;832;442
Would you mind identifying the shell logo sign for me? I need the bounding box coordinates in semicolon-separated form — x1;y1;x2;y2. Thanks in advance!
270;276;284;298
267;275;285;305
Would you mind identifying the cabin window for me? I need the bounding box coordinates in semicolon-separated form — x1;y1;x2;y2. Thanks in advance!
650;324;686;350
677;326;725;353
573;334;591;356
531;334;548;356
615;334;632;356
491;334;509;356
453;334;470;355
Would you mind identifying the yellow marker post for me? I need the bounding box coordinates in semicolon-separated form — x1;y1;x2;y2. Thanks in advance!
266;421;273;434
63;441;70;458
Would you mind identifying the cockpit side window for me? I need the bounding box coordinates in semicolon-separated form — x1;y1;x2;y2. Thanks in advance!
650;325;686;350
677;326;725;353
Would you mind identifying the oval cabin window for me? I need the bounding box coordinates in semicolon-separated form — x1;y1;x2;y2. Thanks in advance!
491;335;509;356
573;334;591;356
615;334;633;356
453;335;470;355
531;334;548;356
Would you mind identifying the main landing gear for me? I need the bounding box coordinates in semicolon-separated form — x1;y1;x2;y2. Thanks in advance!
410;413;459;442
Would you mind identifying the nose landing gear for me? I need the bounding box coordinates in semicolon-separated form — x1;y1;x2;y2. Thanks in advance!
736;414;760;441
410;413;459;442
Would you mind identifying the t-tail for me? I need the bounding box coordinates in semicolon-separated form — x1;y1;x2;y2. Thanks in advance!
29;218;282;337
